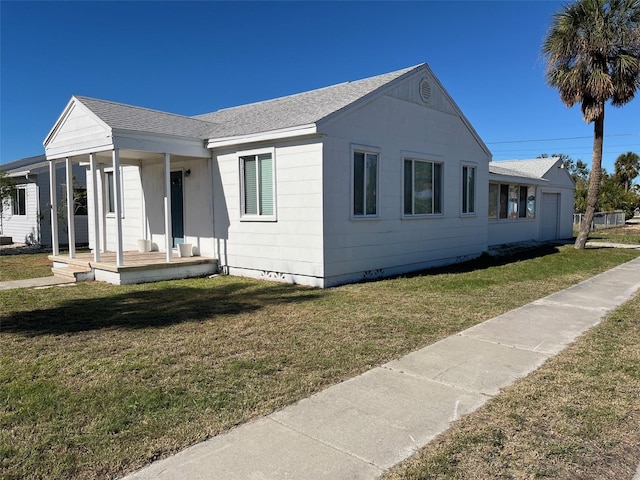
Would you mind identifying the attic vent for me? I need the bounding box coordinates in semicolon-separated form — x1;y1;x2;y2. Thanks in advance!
419;78;432;103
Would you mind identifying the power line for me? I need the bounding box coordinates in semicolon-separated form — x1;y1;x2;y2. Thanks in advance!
486;133;639;145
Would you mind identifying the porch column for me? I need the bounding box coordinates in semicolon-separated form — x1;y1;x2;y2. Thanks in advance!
65;157;76;258
113;149;124;267
164;153;173;262
98;164;107;253
89;153;100;262
49;159;59;256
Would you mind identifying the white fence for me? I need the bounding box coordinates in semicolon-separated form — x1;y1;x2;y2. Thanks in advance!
573;210;626;230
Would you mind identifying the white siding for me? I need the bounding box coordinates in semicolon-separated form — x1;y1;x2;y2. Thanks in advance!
487;164;574;246
213;140;324;285
1;183;39;244
2;162;88;246
140;158;215;256
320;90;490;285
46;102;112;158
87;164;144;252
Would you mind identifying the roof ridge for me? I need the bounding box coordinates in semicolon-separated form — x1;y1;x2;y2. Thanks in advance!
193;64;424;119
75;96;216;126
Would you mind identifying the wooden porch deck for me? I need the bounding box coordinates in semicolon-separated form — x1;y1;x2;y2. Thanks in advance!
49;250;219;284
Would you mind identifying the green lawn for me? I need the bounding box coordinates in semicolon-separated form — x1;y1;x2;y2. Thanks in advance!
0;252;53;281
1;246;639;479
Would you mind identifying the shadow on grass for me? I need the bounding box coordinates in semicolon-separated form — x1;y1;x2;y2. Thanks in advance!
397;244;563;279
1;280;322;336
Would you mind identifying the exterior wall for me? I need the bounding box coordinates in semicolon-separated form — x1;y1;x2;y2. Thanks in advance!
1;162;88;246
1;182;39;244
212;139;324;286
87;164;144;252
320;93;490;286
141;158;215;256
487;166;574;246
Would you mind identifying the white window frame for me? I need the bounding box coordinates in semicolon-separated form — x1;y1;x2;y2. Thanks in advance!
239;147;277;222
12;186;27;216
104;168;124;218
351;144;380;219
402;155;444;217
461;163;477;216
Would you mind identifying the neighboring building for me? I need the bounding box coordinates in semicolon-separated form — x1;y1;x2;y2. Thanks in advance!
488;157;575;246
42;63;573;286
0;155;88;246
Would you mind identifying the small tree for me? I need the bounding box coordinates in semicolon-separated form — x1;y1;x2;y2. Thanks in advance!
614;151;640;191
0;169;15;236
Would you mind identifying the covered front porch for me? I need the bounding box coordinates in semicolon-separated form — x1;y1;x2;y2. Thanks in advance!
44;95;219;285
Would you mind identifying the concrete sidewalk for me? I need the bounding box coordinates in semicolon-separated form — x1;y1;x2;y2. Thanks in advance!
0;276;74;290
117;256;637;479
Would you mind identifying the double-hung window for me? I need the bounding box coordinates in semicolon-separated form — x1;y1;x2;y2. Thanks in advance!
11;187;26;216
404;158;442;215
461;165;476;214
241;152;275;219
353;150;378;217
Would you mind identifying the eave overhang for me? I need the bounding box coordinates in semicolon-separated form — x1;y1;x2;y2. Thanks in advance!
206;124;318;149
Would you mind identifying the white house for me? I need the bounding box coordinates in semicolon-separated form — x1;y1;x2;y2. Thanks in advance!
487;157;575;246
0;155;88;246
42;63;573;286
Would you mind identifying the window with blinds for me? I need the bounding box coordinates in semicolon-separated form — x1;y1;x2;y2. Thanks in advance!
241;153;275;218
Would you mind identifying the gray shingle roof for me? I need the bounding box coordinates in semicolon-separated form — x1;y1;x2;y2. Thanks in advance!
74;96;216;139
73;64;423;142
194;64;423;139
489;158;560;180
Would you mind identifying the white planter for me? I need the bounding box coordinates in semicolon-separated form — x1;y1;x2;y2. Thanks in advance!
178;243;193;258
137;239;151;253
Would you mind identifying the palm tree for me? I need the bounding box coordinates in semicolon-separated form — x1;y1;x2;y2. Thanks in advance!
542;0;640;248
614;151;640;191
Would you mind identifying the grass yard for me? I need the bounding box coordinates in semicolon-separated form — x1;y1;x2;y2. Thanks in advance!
1;245;639;479
587;222;640;245
383;292;640;480
0;252;53;281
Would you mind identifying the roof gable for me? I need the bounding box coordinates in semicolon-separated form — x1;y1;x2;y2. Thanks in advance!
489;158;575;186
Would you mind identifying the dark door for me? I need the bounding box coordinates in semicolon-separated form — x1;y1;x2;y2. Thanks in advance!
170;171;184;247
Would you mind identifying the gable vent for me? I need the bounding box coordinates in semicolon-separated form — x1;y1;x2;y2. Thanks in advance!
419;78;432;103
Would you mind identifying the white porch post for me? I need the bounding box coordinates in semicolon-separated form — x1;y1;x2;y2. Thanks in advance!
65;157;76;258
49;159;59;256
89;153;100;262
98;165;107;253
164;153;172;262
113;149;124;267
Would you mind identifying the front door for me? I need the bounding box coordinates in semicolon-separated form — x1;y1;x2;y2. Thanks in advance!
170;171;184;247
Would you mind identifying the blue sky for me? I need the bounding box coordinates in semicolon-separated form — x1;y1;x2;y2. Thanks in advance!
1;1;638;173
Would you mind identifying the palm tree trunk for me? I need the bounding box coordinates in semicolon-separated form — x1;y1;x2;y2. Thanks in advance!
575;109;605;249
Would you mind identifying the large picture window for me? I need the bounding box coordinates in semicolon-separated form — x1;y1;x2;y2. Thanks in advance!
490;182;535;219
404;158;442;215
462;165;476;214
11;187;26;216
353;151;378;216
241;153;274;218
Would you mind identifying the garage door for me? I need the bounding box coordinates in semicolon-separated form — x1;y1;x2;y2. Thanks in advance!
541;193;559;241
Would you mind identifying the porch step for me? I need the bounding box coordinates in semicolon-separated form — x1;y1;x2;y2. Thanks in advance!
52;265;94;282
